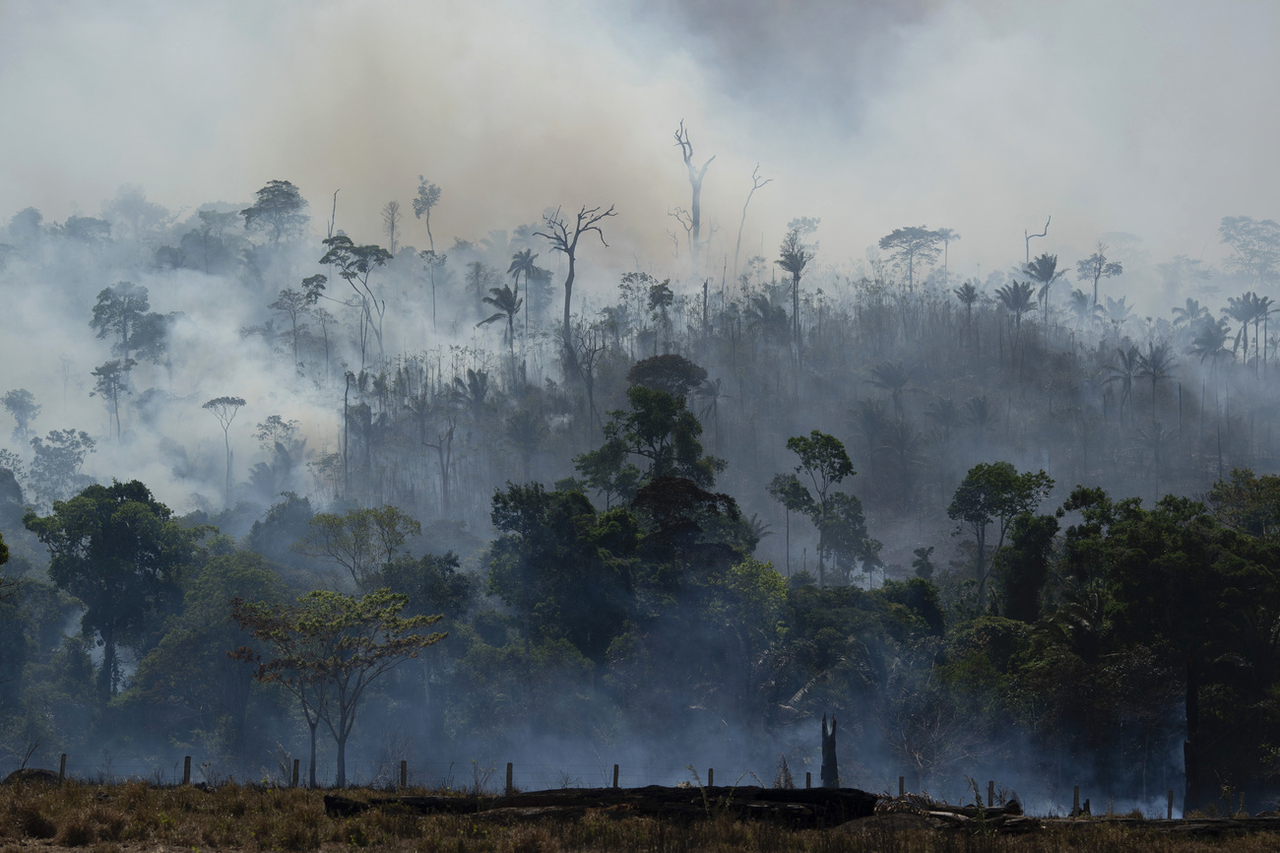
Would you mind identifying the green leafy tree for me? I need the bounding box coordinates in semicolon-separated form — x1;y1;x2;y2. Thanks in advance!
29;429;96;508
878;226;940;290
947;462;1053;606
90;281;149;361
1219;216;1280;285
2;389;39;440
1077;243;1123;306
292;505;422;590
232;588;444;787
24;480;203;699
319;236;393;365
125;550;282;757
241;179;309;246
487;483;635;662
778;431;873;586
91;359;136;441
578;385;725;496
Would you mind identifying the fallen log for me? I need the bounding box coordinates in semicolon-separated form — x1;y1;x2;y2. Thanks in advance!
324;784;877;827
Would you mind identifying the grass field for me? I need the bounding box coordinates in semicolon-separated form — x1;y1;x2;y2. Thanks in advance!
3;781;1280;852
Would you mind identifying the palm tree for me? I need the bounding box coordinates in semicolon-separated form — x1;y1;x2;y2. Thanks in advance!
1136;342;1176;424
1024;252;1066;324
1171;297;1209;329
1068;288;1101;332
1103;295;1136;338
1250;293;1273;376
693;377;730;449
964;395;994;451
745;293;789;345
477;283;523;383
866;360;915;419
953;280;979;347
1103;346;1141;423
508;249;539;337
995;280;1035;363
926;395;960;443
1224;293;1256;370
1188;316;1231;367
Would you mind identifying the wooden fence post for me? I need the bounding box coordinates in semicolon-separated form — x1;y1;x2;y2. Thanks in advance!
59;754;66;782
987;780;994;807
291;759;299;788
707;768;713;787
612;764;619;789
505;762;513;796
805;772;811;789
183;756;191;786
1168;790;1174;820
1073;785;1080;815
899;776;905;797
400;760;407;788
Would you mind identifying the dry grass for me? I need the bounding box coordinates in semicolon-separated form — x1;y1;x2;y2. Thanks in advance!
1;780;1277;852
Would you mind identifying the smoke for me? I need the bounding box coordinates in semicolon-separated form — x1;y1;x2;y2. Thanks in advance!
3;0;1278;279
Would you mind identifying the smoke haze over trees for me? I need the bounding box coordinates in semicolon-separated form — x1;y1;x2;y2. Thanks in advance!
5;0;1280;818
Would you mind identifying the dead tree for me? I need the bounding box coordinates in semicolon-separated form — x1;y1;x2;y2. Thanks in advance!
674;121;714;276
534;205;616;377
1024;216;1050;265
733;164;772;286
821;714;839;788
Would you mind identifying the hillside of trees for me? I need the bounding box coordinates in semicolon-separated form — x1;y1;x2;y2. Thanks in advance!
3;175;1280;814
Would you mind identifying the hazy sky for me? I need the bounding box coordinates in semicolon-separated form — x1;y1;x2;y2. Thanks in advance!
3;0;1278;279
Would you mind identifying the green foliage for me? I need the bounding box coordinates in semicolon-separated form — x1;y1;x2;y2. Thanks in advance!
487;482;633;663
947;462;1053;604
232;588;444;786
579;384;725;494
24;480;204;698
292;504;421;590
240;179;309;245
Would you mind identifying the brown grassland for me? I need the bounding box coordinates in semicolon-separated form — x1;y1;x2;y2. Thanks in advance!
3;781;1280;853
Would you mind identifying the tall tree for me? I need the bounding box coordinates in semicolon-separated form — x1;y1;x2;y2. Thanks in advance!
240;180;309;246
674;120;714;275
477;281;524;383
28;429;95;508
1219;216;1280;285
1076;242;1123;307
24;480;202;699
203;396;246;507
90;281;150;361
534;204;617;373
732;164;772;286
91;359;136;441
412;177;441;253
936;227;960;287
776;227;814;352
947;461;1053;606
319;236;393;366
878;226;941;290
2;389;40;440
380;200;402;254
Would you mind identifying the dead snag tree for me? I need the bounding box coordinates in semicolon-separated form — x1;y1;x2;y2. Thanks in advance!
534;204;616;376
674;121;714;276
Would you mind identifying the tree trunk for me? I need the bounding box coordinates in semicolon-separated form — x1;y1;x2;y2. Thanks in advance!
308;718;319;787
1184;648;1201;813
